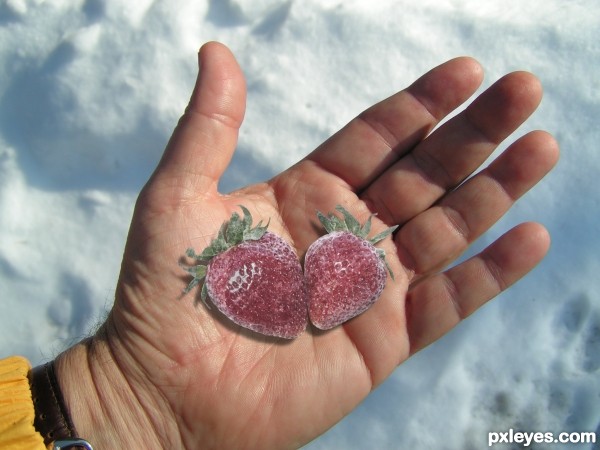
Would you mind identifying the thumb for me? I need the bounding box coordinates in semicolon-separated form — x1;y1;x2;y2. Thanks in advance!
152;42;246;197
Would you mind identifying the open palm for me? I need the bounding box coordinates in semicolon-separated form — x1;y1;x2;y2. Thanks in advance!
58;42;558;449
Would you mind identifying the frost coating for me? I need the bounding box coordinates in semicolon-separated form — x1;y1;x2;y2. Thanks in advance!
206;232;307;338
227;262;262;294
306;231;387;330
182;206;308;339
305;205;397;330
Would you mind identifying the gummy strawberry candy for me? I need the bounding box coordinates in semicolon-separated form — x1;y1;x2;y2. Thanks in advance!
182;206;307;339
305;205;398;330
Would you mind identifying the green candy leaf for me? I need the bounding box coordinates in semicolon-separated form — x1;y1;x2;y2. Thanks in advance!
336;205;361;235
186;248;201;260
329;214;348;232
226;212;245;245
182;205;273;296
181;264;207;294
369;225;399;245
316;205;399;281
316;211;333;233
183;277;200;294
200;283;210;307
201;242;226;260
244;218;269;241
240;205;253;231
358;214;374;239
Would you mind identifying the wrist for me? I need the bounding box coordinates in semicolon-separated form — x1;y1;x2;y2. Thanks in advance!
54;325;168;449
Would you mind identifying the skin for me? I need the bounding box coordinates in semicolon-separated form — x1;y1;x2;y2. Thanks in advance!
54;42;559;449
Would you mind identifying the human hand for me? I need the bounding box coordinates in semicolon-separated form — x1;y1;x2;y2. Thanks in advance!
55;42;558;449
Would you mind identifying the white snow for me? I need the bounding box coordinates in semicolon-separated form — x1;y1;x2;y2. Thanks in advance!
1;0;599;448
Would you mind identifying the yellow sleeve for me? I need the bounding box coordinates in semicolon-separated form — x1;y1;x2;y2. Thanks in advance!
0;356;47;450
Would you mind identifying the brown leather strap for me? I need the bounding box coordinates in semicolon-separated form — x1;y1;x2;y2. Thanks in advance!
29;361;77;446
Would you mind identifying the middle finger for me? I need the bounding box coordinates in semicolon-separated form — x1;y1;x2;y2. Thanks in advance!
362;71;543;225
396;130;559;280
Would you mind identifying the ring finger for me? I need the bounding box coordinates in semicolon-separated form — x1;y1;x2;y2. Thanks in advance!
362;71;543;226
394;130;559;280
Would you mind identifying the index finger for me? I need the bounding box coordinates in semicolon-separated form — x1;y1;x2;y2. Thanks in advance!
305;57;484;192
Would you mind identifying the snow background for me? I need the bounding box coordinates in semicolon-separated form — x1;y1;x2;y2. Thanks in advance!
1;0;599;448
